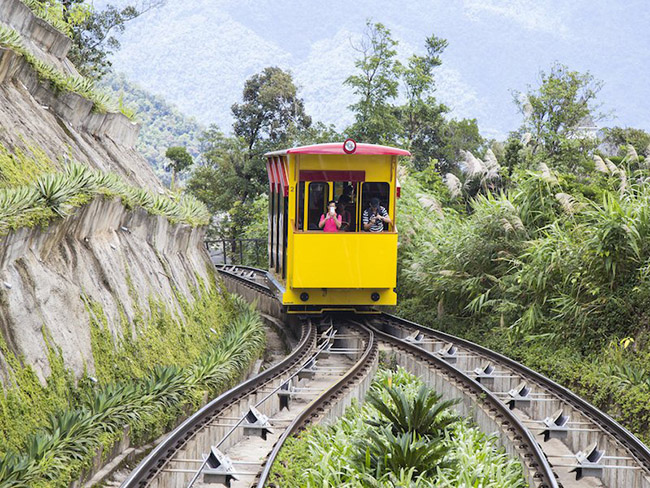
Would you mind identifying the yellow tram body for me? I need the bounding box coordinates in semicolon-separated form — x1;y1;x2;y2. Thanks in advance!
264;141;410;312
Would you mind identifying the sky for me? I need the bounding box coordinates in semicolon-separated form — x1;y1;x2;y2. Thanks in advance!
104;0;650;140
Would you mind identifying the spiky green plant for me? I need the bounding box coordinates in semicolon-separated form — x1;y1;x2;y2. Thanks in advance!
0;295;265;487
34;172;77;216
356;429;454;480
366;383;460;439
19;0;72;36
0;451;34;488
0;25;24;50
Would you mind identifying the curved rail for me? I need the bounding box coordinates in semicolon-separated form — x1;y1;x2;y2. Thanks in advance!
215;264;274;297
213;265;650;487
121;320;316;488
367;322;558;488
379;313;650;470
256;322;378;487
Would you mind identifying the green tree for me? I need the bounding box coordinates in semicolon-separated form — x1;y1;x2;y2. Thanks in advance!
396;34;449;169
231;66;311;156
514;62;604;169
503;137;525;175
601;127;650;158
165;146;193;191
435;118;485;174
188;67;312;240
345;21;401;144
188;130;266;215
59;0;165;79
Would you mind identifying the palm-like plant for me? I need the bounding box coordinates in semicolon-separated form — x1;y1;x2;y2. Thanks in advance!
34;173;76;216
0;451;35;488
0;25;24;50
366;383;459;439
0;186;41;222
355;428;454;480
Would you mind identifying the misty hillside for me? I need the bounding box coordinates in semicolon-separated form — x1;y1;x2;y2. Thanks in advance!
104;0;649;139
100;72;203;184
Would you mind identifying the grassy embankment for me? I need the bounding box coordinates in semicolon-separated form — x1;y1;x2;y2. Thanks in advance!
0;285;266;488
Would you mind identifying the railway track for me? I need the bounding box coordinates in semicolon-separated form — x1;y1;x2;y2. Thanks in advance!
120;300;378;487
213;265;650;488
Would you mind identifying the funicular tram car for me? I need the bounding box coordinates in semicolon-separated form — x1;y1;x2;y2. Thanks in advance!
264;139;410;312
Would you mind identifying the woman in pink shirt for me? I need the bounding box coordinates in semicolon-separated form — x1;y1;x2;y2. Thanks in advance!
319;200;342;232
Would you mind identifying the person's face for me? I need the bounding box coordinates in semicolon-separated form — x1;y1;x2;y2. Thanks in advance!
328;203;336;213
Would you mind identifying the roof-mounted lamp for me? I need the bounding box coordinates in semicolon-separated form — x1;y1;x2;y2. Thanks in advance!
343;138;357;154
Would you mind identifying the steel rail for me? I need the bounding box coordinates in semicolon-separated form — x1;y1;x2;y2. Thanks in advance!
255;322;378;487
215;265;274;297
211;266;650;486
184;325;337;488
120;320;316;488
379;312;650;470
367;322;559;488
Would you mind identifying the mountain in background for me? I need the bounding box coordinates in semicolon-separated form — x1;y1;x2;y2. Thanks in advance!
100;0;650;140
100;72;204;185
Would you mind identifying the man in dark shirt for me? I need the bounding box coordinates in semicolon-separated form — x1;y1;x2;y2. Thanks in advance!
362;197;391;232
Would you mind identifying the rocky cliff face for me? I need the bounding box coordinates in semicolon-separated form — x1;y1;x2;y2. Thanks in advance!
0;0;162;191
0;2;213;383
0;198;212;382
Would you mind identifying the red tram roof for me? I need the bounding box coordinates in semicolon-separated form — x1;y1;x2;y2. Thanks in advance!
264;142;411;157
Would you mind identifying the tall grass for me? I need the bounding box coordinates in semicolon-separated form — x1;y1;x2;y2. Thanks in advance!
396;156;650;445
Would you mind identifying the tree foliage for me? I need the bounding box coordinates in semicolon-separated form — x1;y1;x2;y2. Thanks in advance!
231;66;312;155
601;126;650;158
345;21;484;173
514;62;604;169
345;21;401;144
165;146;193;190
32;0;165;79
188;67;321;239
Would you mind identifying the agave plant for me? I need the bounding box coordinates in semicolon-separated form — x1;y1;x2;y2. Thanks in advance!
0;451;35;488
355;427;454;480
149;195;182;219
34;172;77;216
63;162;98;193
65;76;96;97
366;383;459;440
0;25;24;51
20;0;72;35
0;186;41;218
84;382;143;430
179;195;211;226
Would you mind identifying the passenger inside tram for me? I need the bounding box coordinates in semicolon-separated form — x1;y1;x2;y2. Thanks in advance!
318;200;342;232
301;180;391;232
362;197;391;232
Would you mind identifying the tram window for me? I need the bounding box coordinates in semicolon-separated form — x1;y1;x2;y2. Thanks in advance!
334;181;357;232
307;182;328;230
361;182;391;231
297;181;305;230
